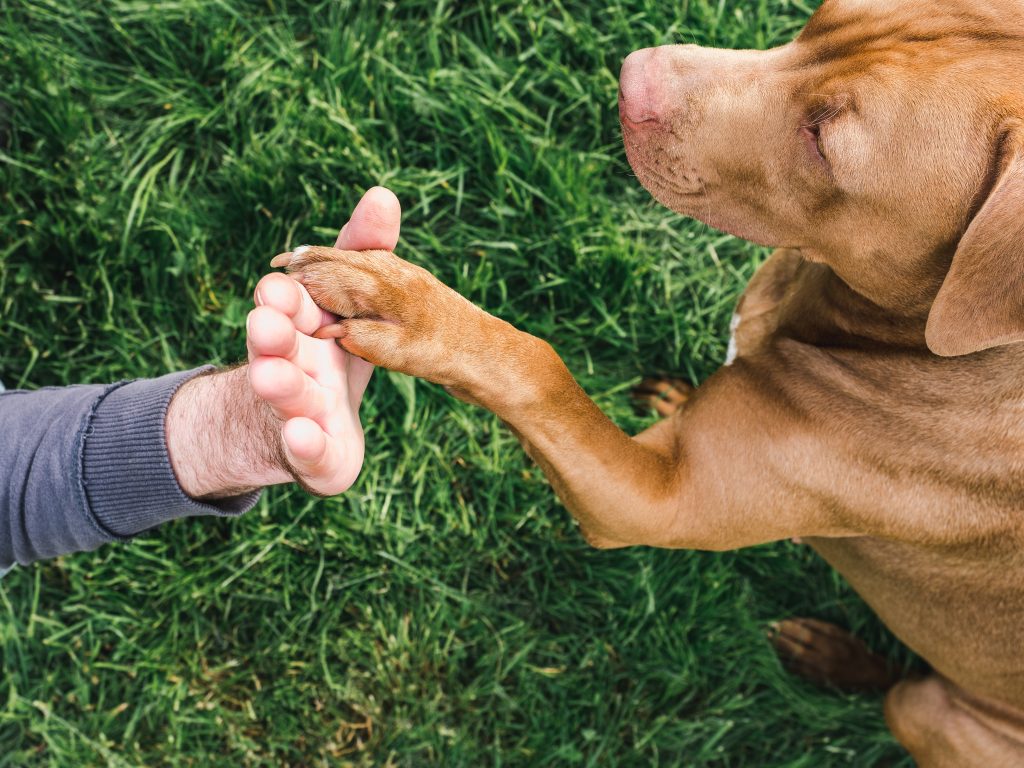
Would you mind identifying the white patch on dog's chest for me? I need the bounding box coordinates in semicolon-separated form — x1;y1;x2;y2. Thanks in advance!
725;312;741;366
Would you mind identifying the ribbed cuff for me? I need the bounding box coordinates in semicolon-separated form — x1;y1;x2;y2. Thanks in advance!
81;367;261;538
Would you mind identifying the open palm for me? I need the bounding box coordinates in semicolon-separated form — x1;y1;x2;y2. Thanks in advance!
246;187;401;495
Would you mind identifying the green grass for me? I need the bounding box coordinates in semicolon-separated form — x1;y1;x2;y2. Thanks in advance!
0;0;916;765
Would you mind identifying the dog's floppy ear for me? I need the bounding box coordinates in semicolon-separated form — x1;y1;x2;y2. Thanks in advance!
926;131;1024;357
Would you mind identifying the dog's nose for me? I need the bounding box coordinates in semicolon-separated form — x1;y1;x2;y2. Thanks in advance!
619;47;663;125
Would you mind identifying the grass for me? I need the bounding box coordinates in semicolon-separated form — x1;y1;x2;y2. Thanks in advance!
0;0;916;765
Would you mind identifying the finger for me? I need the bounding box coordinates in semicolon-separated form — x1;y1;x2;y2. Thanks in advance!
254;272;334;336
335;186;402;251
281;417;361;495
249;356;328;422
247;306;300;361
255;272;300;313
247;306;331;380
249;307;347;388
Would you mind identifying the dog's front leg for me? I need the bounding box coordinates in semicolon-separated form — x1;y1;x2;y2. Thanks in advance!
274;246;850;550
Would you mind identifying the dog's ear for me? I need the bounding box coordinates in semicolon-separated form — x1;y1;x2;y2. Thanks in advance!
927;131;1024;357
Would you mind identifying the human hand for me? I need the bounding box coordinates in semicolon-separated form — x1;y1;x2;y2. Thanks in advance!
247;186;402;494
165;187;401;498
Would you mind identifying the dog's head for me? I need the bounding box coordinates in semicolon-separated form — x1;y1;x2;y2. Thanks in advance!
620;0;1024;356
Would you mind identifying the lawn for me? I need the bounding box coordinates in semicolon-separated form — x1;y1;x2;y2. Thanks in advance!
0;0;915;765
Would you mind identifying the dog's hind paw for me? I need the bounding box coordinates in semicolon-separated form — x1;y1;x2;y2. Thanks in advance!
769;617;902;693
632;377;694;417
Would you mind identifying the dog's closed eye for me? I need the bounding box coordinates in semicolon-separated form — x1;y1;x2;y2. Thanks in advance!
801;122;828;165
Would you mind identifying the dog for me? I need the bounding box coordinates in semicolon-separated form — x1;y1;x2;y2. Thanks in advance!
272;0;1024;763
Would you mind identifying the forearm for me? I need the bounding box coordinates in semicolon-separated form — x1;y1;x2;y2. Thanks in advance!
0;368;263;569
165;365;291;499
479;337;680;547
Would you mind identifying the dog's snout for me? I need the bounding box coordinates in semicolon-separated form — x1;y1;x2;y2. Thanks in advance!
619;47;664;125
620;44;750;130
619;45;708;127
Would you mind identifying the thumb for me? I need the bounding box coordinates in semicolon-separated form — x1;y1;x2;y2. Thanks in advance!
335;186;402;251
329;187;402;399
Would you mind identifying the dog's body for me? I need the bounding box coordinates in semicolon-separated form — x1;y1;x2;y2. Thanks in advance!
732;250;1024;763
276;0;1024;763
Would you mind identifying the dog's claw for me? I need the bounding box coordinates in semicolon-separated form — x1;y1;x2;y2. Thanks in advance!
271;245;312;269
313;323;346;340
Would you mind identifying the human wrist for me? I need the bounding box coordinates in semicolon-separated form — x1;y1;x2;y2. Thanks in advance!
165;365;291;499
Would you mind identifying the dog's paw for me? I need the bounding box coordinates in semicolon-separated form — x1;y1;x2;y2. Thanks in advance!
271;245;416;321
769;617;902;692
270;245;485;386
631;377;694;417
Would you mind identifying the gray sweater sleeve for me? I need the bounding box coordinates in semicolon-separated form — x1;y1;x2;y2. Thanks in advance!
0;367;260;570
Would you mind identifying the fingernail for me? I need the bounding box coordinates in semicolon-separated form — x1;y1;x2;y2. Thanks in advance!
246;312;253;337
255;287;264;306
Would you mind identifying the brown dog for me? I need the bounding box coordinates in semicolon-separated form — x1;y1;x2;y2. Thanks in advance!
273;0;1024;763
